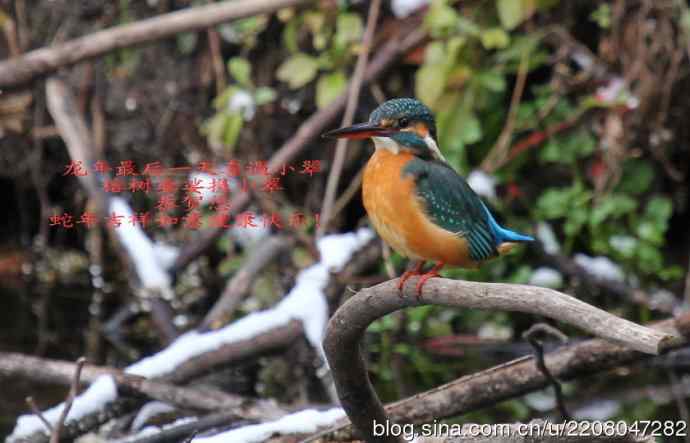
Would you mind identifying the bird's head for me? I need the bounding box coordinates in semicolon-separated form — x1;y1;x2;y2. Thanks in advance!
323;98;445;161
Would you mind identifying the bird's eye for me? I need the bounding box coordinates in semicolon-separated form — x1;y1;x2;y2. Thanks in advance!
398;117;410;128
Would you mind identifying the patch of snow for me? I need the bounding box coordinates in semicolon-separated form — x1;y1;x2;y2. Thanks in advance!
524;389;556;412
110;198;173;298
230;223;270;248
609;235;637;257
8;229;373;441
478;323;513;341
8;376;117;442
529;267;563;289
131;401;175;431
467;170;496;200
152;242;179;270
573;400;621;420
595;77;639;110
536;222;560;254
192;408;345;443
228;89;256;120
188;172;218;206
574;253;625;282
391;0;429;18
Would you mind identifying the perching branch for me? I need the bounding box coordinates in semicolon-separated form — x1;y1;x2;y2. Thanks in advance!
0;0;308;88
323;278;676;443
50;357;86;443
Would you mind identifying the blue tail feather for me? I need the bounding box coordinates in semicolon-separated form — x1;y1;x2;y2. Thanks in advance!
480;202;534;245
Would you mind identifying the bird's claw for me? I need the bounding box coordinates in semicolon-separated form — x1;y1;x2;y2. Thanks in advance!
397;261;425;297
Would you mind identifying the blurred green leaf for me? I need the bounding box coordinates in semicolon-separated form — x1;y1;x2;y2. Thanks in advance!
277;53;319;89
222;112;243;151
228;57;252;87
335;13;363;48
480;28;510;49
415;63;447;107
616;160;654;195
254;87;277;106
497;0;533;30
316;70;346;108
590;194;637;226
590;4;611;29
425;0;460;37
476;70;506;92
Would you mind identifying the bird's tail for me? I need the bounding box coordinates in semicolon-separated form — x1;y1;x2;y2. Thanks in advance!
480;202;534;245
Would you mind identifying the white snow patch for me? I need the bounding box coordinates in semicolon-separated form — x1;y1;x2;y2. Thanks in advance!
524;389;556;412
9;376;117;441
228;89;256;120
529;267;563;289
467;170;497;200
573;400;621;420
574;253;625;282
596;77;639;109
536;222;560;254
609;235;637;256
153;242;179;270
8;229;373;441
188;172;218;206
131;401;176;431
192;408;345;443
391;0;429;18
110;197;172;298
230;223;270;248
127;228;373;378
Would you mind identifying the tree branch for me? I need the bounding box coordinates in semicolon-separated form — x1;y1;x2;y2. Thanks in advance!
0;0;308;88
323;278;676;443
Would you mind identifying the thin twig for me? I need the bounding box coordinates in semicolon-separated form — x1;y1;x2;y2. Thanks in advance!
480;51;529;173
25;397;52;433
522;323;570;420
51;357;86;443
317;0;382;238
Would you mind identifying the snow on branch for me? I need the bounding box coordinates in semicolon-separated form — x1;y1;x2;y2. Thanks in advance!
8;229;372;441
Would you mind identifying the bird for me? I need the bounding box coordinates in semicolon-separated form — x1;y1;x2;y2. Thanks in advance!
323;98;534;297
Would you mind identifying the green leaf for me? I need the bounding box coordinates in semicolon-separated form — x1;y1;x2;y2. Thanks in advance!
222;112;243;151
480;28;510;49
590;194;637;226
616;160;654;195
276;53;319;89
254;87;276;106
316;71;346;108
334;13;363;48
497;0;532;30
424;0;459;37
228;57;252;87
476;70;506;92
415;63;447;107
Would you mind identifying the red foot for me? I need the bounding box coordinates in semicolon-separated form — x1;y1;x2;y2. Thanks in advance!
415;262;445;299
397;261;425;294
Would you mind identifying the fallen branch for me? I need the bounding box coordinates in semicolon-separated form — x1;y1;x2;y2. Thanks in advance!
0;0;308;88
0;352;284;416
323;278;676;442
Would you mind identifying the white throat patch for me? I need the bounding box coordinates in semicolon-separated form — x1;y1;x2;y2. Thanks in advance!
372;136;400;154
424;134;447;162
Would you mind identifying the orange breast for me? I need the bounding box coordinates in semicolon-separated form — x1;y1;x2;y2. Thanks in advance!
362;149;477;268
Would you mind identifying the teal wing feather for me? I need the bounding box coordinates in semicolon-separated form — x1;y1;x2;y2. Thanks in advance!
403;158;498;262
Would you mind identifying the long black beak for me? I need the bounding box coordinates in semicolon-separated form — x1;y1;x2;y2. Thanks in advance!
322;122;394;140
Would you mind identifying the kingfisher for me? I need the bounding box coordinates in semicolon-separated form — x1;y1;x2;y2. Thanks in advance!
324;98;534;297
